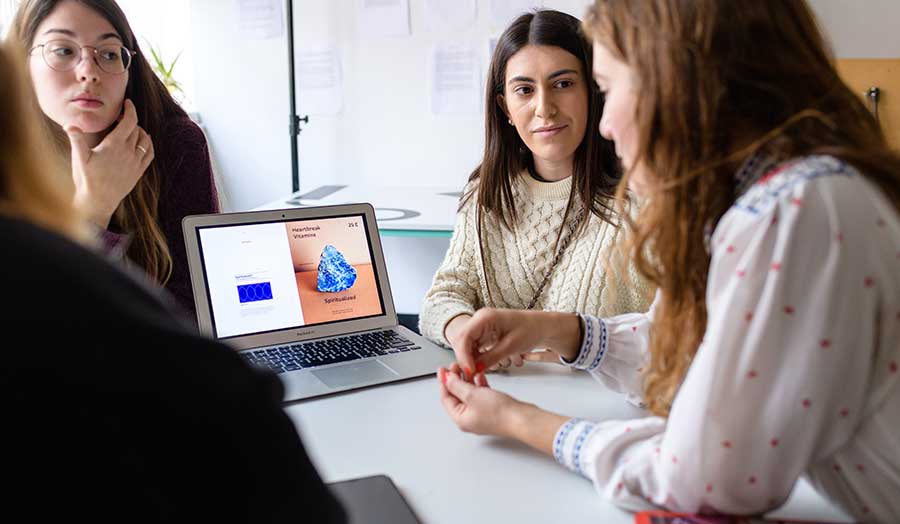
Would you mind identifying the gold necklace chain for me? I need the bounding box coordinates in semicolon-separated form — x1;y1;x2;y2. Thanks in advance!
525;206;585;310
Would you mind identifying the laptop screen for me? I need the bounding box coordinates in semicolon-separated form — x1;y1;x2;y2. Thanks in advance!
195;213;386;339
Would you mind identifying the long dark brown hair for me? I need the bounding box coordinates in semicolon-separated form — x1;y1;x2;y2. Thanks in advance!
463;9;620;232
10;0;189;284
584;0;900;416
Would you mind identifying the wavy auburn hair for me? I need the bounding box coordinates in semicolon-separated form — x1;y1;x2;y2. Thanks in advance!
583;0;900;416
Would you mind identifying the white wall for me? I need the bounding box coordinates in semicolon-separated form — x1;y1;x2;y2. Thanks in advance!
118;0;196;109
808;0;900;58
190;0;293;211
190;0;591;211
191;0;900;212
0;0;18;37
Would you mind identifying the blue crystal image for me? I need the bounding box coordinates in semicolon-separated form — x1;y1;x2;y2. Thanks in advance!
316;245;357;293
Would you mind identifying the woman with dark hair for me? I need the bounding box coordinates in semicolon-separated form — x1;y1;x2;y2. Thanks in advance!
420;9;652;368
437;0;900;520
9;0;219;321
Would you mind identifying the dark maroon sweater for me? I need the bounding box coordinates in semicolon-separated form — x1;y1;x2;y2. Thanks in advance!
100;115;219;324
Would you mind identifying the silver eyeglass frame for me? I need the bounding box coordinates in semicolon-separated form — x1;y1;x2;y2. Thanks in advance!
29;39;137;75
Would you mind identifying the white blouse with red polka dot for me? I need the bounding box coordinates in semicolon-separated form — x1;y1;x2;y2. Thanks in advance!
555;156;900;522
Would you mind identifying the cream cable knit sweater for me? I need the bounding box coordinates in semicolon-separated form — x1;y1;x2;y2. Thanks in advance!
419;172;654;347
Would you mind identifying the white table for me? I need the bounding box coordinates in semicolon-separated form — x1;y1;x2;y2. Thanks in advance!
285;363;854;524
254;185;460;236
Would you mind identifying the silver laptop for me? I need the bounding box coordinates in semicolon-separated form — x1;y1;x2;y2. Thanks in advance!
183;203;454;401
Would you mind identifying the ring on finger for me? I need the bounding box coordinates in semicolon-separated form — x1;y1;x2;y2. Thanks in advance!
137;144;148;155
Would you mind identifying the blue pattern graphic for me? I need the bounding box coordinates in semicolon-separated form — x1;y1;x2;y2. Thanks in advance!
237;282;273;303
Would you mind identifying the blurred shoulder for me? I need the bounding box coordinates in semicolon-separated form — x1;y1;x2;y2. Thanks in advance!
162;114;208;149
734;155;856;215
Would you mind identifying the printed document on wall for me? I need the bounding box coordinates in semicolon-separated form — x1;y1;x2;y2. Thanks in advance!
359;0;410;37
424;0;477;33
298;46;343;115
430;42;481;115
237;0;284;40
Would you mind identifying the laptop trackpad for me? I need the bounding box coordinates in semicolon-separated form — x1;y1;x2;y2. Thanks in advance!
312;360;398;389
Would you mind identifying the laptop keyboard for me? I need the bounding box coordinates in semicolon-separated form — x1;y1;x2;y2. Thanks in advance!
242;330;421;374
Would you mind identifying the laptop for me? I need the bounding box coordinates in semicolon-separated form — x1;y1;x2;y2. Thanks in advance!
182;203;454;401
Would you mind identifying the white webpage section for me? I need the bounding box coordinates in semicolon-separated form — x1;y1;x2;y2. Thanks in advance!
199;223;304;338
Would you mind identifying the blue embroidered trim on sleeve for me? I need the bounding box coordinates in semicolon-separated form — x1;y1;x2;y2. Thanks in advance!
586;318;608;371
554;418;581;467
573;315;593;368
734;156;853;215
572;422;597;478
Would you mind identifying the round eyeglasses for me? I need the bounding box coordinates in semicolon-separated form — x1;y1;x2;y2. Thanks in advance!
30;39;136;75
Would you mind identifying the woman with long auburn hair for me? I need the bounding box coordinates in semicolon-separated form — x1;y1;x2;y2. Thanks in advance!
436;0;900;520
419;9;652;368
8;0;219;321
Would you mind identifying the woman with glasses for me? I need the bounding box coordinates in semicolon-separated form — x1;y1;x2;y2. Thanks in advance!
0;39;346;523
9;0;219;322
